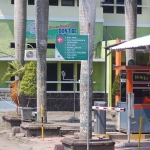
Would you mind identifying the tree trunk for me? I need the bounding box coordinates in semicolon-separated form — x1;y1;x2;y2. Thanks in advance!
14;0;26;65
14;0;27;107
35;0;49;123
79;0;96;139
125;0;137;65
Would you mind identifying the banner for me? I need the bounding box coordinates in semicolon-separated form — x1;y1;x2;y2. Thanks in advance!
26;21;79;39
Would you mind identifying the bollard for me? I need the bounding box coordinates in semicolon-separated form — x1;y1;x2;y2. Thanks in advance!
138;116;143;148
41;104;44;141
94;101;106;134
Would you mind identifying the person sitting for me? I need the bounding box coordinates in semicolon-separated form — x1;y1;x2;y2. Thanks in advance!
142;94;150;104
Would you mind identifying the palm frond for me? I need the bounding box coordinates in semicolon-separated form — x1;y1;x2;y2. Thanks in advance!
1;60;25;82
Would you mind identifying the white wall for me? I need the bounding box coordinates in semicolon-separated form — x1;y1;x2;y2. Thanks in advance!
0;0;103;22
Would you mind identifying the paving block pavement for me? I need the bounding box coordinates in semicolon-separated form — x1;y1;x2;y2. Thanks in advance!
0;111;150;150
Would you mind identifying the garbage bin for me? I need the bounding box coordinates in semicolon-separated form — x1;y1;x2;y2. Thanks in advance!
94;101;106;134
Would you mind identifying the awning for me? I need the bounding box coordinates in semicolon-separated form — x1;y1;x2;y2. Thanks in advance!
109;35;150;50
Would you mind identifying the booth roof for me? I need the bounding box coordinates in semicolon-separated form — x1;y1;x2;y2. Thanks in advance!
106;35;150;51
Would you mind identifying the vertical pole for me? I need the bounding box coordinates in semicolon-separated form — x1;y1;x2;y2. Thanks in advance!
104;26;108;105
127;93;131;143
73;75;75;119
126;70;133;143
115;39;121;106
138;116;143;148
87;35;90;150
41;104;44;141
127;70;132;93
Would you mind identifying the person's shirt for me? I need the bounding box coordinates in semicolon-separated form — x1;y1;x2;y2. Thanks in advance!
142;96;150;104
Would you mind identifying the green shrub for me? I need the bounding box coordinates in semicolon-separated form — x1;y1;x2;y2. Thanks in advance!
112;73;120;96
20;62;36;97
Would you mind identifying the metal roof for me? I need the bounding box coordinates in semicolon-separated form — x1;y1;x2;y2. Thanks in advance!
109;35;150;50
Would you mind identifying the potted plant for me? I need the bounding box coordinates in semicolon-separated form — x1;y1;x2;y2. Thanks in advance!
19;61;37;120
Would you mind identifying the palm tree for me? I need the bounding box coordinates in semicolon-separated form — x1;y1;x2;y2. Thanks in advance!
79;0;96;139
125;0;137;65
35;0;49;123
1;60;25;107
1;60;25;82
14;0;27;65
14;0;27;107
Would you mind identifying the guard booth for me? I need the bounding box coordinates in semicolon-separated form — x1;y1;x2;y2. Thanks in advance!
116;66;150;133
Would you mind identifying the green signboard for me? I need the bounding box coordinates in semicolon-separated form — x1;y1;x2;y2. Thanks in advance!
26;21;79;39
55;35;88;60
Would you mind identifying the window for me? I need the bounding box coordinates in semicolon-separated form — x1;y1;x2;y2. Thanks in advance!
11;76;15;81
47;63;57;91
102;0;114;4
27;43;36;48
10;43;55;49
77;64;80;91
102;0;114;13
137;0;142;5
61;0;74;6
103;6;114;13
137;0;142;14
116;0;142;14
49;0;58;6
28;0;34;5
61;64;74;91
77;0;79;6
116;0;124;14
116;0;123;4
11;0;14;4
10;42;15;48
47;44;55;49
137;7;142;14
116;7;124;14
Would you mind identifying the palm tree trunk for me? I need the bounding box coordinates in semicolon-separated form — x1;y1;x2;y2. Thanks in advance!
35;0;49;123
14;0;26;65
14;0;27;107
79;0;96;139
125;0;137;65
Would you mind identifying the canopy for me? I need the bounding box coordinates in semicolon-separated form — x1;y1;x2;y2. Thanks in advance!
109;35;150;50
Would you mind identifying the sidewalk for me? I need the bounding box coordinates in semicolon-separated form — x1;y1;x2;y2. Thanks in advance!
0;111;150;150
47;111;115;132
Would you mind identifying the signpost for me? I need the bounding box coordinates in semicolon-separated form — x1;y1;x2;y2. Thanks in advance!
55;35;88;60
55;35;90;150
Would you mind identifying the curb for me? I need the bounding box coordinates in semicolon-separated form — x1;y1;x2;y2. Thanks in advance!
118;142;138;147
61;129;150;140
60;128;116;135
108;133;150;140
